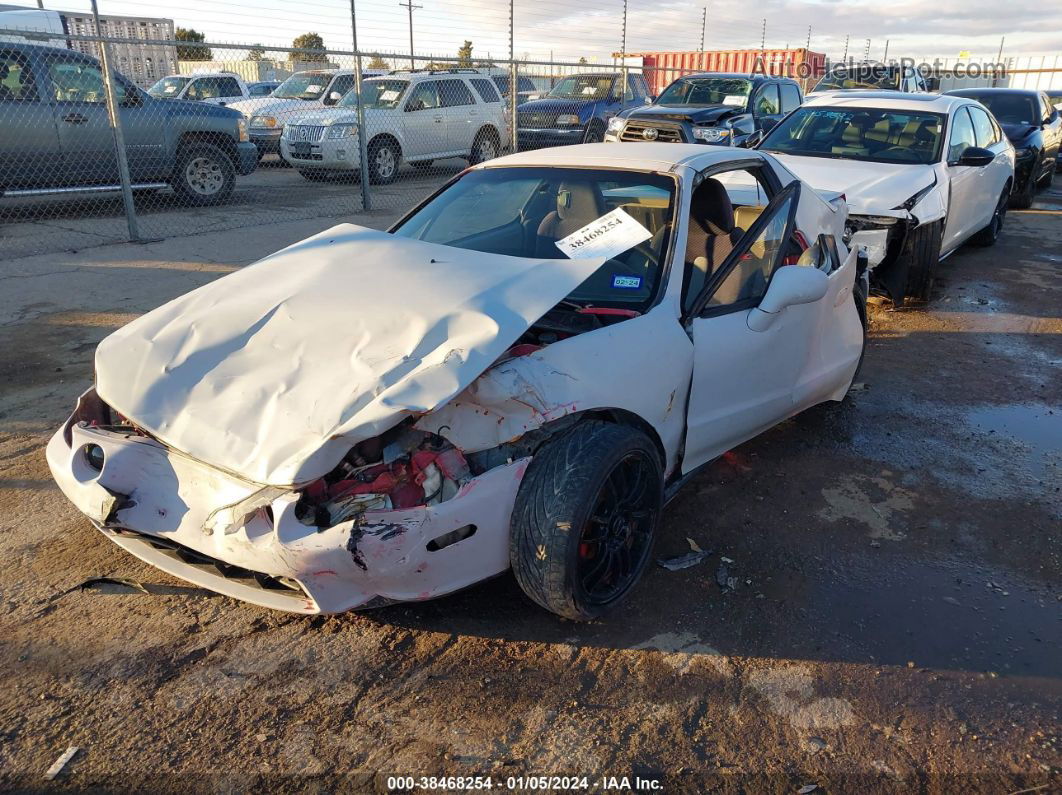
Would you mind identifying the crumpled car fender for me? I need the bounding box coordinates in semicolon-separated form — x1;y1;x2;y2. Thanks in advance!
416;306;694;476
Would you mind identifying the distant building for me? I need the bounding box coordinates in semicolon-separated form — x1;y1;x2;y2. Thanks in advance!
62;12;177;86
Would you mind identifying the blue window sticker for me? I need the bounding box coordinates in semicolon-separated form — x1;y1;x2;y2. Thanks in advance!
611;274;642;289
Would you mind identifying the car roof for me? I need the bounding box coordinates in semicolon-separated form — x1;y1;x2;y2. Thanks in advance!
162;72;241;79
477;142;761;173
946;87;1043;97
804;91;970;112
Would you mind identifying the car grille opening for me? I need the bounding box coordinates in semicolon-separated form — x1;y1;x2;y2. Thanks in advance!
620;120;685;143
287;125;326;143
111;528;306;595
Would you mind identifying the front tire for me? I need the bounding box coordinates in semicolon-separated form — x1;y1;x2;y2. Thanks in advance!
510;421;663;621
583;121;605;143
367;137;400;184
170;143;236;206
904;220;943;303
1010;174;1036;209
469;129;499;165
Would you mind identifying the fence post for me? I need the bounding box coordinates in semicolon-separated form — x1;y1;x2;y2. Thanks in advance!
509;0;518;153
349;0;372;211
91;0;139;241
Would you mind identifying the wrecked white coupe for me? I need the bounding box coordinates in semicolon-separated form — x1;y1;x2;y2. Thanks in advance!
48;143;867;620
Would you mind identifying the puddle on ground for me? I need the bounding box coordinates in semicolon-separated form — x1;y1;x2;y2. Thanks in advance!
966;404;1062;481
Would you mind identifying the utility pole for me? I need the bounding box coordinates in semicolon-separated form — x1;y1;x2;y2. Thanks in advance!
349;0;370;210
91;0;138;241
759;18;765;75
399;0;421;70
620;0;628;90
882;39;889;62
996;36;1004;63
700;7;706;52
805;26;810;51
864;38;870;60
842;34;849;62
509;0;517;152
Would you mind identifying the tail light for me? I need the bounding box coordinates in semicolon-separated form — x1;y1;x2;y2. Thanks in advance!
782;230;809;266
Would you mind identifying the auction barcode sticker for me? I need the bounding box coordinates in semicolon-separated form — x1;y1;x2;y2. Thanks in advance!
554;207;652;261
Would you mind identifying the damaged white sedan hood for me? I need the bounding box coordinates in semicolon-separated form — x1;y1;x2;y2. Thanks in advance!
94;224;601;486
769;153;934;216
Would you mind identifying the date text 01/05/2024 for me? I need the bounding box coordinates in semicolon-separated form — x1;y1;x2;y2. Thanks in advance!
385;775;664;790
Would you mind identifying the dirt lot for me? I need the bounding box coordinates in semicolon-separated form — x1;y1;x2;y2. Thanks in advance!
0;183;1059;792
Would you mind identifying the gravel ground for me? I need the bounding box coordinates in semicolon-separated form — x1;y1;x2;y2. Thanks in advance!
0;181;1059;793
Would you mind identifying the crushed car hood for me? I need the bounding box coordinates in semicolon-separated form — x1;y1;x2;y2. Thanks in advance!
626;103;743;125
768;153;933;215
94;225;602;487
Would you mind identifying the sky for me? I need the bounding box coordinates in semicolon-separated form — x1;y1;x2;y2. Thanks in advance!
28;0;1062;64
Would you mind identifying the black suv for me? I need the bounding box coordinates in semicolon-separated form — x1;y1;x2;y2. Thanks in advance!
0;43;258;205
604;73;802;147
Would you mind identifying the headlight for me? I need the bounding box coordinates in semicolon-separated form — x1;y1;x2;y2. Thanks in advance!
693;127;730;143
326;123;358;139
555;114;581;127
250;115;277;128
607;116;625;132
236;118;249;142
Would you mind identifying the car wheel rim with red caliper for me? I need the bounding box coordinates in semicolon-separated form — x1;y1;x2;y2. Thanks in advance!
575;451;658;606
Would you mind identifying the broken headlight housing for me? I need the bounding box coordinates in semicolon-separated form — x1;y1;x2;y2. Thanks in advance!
843;215;899;246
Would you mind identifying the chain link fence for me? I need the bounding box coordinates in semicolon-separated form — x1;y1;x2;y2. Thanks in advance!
2;12;1058;258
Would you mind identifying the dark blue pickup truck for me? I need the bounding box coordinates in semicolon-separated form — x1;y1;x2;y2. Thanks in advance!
516;71;653;150
604;73;803;148
0;42;257;205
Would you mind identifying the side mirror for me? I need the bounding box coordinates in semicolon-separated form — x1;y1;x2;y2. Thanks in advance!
741;129;764;149
954;145;994;167
406;99;425;112
747;266;828;332
1045;109;1059;126
759;118;778;133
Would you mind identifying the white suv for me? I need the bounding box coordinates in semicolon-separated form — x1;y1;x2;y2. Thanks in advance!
280;70;508;183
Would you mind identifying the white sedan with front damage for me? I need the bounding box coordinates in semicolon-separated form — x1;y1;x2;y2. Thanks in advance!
47;143;867;620
756;92;1015;305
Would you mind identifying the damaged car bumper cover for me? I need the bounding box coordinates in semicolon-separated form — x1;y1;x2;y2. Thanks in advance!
47;393;530;614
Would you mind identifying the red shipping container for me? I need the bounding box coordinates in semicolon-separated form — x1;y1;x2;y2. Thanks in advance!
624;48;827;97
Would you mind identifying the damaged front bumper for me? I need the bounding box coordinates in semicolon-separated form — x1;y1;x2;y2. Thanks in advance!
47;389;529;614
845;213;918;304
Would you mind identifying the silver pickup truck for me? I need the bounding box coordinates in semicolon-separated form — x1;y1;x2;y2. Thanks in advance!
0;42;258;205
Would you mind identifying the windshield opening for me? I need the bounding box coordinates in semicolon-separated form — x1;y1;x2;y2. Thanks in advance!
760;107;945;165
273;72;333;100
657;77;752;107
961;94;1038;125
339;79;407;109
148;75;190;98
392;166;677;310
547;75;614;101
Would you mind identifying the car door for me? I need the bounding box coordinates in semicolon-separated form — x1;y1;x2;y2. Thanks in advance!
210;76;244;106
1039;93;1061;173
402;80;444;158
683;181;832;472
43;51;166;184
752;83;783;133
967;104;1012;223
0;48;62;189
436;78;477;154
942;106;979;251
